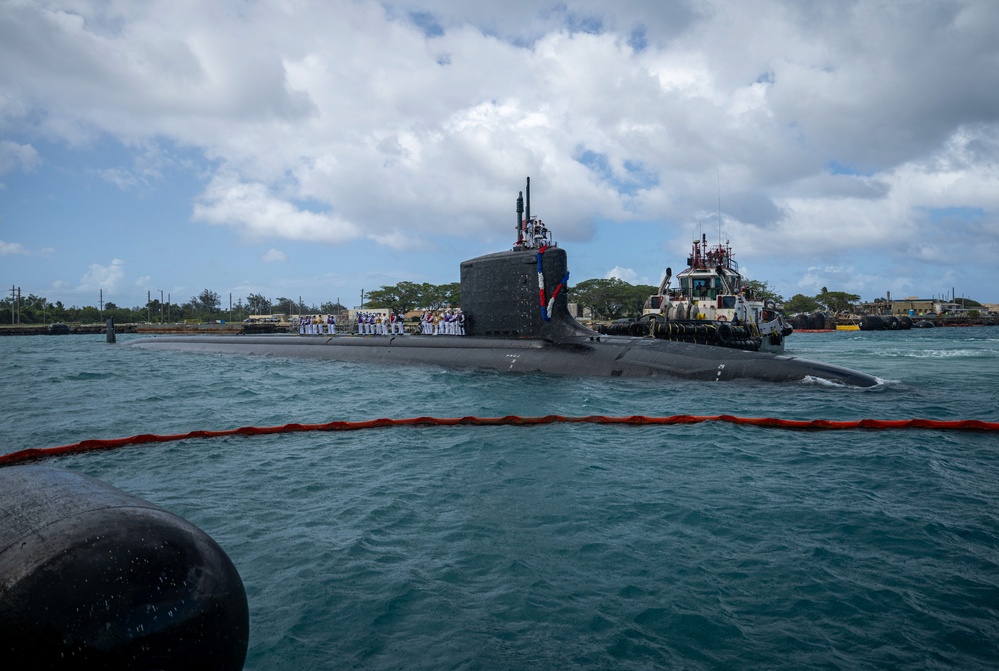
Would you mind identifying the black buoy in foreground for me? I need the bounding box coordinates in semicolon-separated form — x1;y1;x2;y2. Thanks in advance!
0;465;248;670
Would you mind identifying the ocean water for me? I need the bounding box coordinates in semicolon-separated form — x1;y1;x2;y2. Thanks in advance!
2;327;998;670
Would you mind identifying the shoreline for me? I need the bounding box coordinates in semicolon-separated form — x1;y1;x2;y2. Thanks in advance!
0;322;280;336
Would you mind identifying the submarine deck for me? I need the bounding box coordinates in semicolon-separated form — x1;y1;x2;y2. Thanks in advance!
127;333;879;387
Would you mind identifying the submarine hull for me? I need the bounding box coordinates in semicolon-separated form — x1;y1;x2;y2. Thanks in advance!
128;333;879;386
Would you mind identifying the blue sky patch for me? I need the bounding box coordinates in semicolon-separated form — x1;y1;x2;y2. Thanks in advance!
576;149;658;195
629;25;647;53
408;11;444;38
825;160;875;177
925;206;985;224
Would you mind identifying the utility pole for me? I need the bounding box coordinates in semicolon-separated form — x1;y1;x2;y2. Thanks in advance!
16;287;20;324
99;289;104;321
147;290;151;323
9;286;13;324
159;290;164;323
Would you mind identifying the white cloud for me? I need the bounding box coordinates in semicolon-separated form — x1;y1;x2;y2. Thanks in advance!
605;266;649;285
0;140;39;174
0;240;29;255
261;248;287;263
192;173;361;244
76;259;125;292
0;240;54;257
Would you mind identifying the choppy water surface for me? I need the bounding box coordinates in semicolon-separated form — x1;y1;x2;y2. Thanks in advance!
3;327;998;669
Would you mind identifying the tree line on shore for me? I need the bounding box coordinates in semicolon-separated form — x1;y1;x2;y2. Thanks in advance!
0;289;350;326
2;280;985;326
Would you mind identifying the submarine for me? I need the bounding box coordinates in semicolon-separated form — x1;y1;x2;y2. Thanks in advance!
129;179;878;387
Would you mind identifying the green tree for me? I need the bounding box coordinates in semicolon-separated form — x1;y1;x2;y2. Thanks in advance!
145;298;167;323
179;298;198;318
321;301;347;314
817;289;860;314
194;289;221;314
784;294;821;313
742;279;784;305
273;297;297;316
367;282;461;311
571;278;652;320
246;293;271;315
394;281;426;312
419;283;448;310
438;282;460;309
14;293;48;324
365;285;401;310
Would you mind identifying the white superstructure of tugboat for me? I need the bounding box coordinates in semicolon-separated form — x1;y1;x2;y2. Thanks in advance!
637;234;793;352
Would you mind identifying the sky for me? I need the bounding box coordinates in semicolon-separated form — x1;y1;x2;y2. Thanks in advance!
2;0;998;313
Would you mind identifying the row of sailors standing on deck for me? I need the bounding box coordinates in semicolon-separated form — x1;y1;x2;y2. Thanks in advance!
299;314;337;335
420;309;465;335
356;311;406;335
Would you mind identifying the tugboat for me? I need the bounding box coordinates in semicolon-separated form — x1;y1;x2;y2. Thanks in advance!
627;234;793;352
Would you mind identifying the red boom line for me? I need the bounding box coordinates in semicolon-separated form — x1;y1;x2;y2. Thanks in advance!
2;414;997;467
